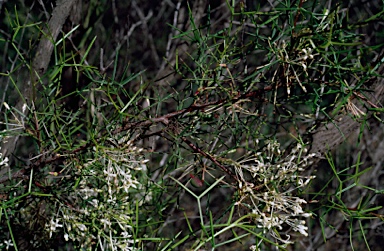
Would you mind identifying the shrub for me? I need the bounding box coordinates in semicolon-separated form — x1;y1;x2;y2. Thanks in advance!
1;0;383;250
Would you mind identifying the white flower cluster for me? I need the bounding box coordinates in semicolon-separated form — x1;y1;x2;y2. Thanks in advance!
0;147;9;168
235;140;316;245
45;138;149;250
0;136;9;168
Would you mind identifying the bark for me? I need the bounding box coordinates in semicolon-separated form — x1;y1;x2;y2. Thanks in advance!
1;0;79;172
309;65;384;155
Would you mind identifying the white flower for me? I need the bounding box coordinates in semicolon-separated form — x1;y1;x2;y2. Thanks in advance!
48;218;63;238
3;102;10;110
64;233;69;241
301;63;307;71
121;231;132;238
22;103;27;113
235;141;316;243
89;199;99;208
0;156;8;167
3;239;14;250
0;147;9;167
294;222;309;236
77;224;87;232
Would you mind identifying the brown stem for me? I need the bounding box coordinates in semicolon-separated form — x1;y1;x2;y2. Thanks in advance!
180;136;238;182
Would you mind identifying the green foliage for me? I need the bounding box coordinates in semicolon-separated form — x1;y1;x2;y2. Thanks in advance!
0;0;383;250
